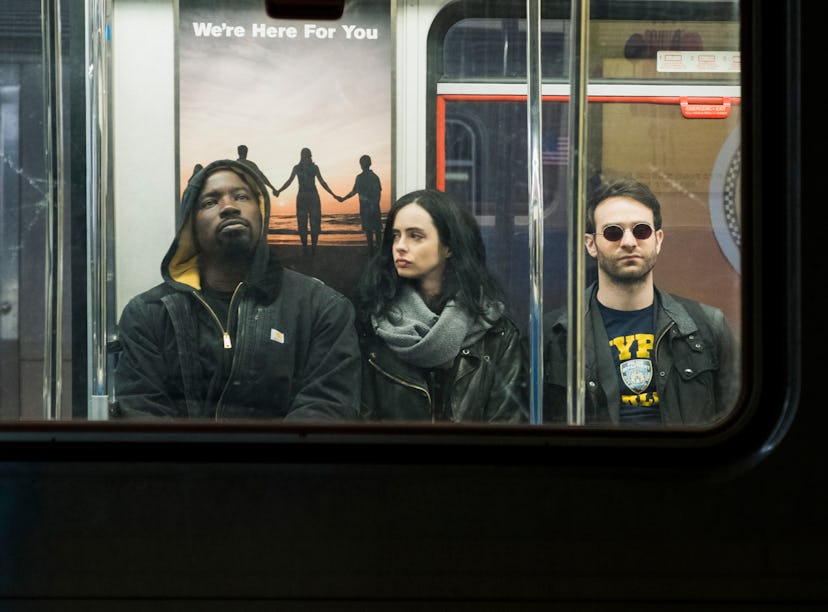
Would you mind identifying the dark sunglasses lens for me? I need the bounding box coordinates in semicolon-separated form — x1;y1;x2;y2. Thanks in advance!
602;226;624;241
600;224;653;241
632;224;653;239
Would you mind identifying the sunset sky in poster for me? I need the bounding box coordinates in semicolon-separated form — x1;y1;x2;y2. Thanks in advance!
178;0;391;217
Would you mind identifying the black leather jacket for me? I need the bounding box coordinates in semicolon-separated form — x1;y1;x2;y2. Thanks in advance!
543;284;740;425
358;317;529;423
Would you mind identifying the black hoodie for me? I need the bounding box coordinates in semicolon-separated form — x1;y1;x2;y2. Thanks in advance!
113;159;360;421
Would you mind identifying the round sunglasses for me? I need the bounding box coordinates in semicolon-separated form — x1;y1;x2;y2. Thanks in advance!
595;223;654;242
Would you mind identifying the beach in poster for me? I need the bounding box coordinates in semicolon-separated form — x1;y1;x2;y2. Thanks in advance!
178;0;391;292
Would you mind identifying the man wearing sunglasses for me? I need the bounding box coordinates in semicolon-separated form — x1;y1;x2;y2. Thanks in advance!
543;178;739;426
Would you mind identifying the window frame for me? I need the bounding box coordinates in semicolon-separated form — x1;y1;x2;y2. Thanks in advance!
0;0;799;475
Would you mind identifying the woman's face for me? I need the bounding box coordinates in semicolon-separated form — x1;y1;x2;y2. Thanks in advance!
391;203;451;290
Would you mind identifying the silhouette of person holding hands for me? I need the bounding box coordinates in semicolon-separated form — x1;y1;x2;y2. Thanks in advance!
337;154;383;253
236;144;278;196
276;148;338;252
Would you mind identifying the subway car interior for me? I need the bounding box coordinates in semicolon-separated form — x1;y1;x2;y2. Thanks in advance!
0;0;823;608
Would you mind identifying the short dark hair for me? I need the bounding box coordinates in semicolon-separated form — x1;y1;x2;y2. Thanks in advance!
586;177;662;233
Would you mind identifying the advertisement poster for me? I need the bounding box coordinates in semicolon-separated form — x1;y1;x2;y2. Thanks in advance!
178;0;391;295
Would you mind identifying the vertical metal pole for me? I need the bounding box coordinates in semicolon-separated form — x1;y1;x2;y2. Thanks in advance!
86;0;111;420
41;0;65;420
526;0;544;424
566;0;590;425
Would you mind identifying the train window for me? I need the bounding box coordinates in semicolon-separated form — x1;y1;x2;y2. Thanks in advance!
432;1;744;427
0;0;75;419
0;0;799;461
442;17;568;80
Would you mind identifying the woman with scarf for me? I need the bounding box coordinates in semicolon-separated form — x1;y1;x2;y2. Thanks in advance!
353;189;528;423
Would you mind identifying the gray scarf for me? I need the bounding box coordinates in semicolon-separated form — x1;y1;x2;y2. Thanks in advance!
372;284;505;369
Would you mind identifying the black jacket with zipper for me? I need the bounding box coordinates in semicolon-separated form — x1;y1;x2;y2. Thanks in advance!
543;283;740;425
113;159;360;421
358;316;528;423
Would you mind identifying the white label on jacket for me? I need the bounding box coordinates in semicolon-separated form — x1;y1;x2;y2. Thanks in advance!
270;329;285;344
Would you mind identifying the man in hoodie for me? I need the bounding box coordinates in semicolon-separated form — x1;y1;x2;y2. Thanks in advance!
113;159;361;421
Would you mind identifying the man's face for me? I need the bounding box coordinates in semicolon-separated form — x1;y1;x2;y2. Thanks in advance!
584;196;663;283
194;170;262;259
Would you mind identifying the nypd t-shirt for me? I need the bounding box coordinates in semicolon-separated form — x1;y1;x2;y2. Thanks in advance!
597;301;661;424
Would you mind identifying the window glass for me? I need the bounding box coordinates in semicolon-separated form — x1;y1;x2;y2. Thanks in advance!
442;17;568;80
0;0;75;420
1;0;746;434
435;0;742;427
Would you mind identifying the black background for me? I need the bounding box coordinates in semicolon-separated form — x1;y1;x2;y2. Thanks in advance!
0;1;822;609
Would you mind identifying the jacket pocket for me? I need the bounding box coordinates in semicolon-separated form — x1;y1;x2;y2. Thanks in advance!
673;337;717;381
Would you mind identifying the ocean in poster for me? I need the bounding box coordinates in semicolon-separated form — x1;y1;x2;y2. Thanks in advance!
267;212;385;246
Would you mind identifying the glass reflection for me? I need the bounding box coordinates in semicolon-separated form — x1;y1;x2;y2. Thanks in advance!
1;0;743;428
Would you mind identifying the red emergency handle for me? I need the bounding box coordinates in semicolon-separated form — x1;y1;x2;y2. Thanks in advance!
680;96;732;118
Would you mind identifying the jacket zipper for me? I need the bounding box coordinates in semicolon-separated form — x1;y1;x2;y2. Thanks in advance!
368;358;435;422
192;284;243;420
653;321;675;370
191;284;243;349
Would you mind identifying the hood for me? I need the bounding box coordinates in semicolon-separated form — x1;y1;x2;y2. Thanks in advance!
161;159;271;292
